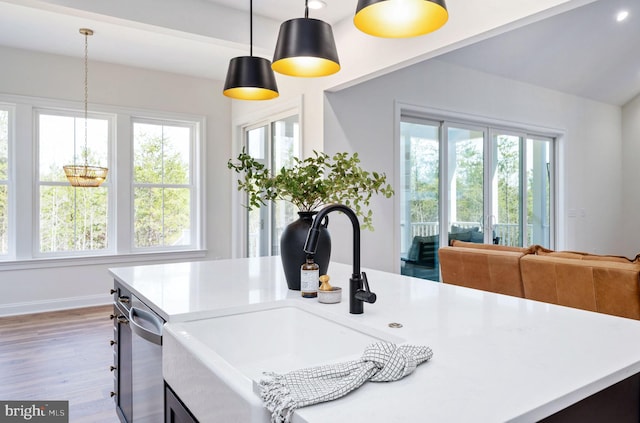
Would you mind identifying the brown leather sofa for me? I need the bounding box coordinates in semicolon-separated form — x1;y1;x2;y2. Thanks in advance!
438;241;640;320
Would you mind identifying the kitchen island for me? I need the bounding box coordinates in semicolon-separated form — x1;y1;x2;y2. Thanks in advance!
110;256;640;422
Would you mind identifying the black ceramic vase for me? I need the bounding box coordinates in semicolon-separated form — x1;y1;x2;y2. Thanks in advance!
280;211;331;290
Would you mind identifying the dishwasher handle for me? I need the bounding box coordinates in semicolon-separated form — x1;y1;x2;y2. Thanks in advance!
129;306;163;346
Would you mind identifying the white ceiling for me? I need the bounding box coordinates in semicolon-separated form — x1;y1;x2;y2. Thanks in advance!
0;0;356;82
205;0;355;25
0;0;637;106
438;0;640;106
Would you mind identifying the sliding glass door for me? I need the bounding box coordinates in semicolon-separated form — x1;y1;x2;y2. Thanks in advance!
446;125;486;245
245;125;269;257
399;119;440;281
491;131;524;247
244;115;300;257
400;114;554;281
526;135;553;247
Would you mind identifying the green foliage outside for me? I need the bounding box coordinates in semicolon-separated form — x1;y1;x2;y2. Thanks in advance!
40;185;108;252
133;128;190;248
0;110;8;253
407;135;545;247
453;139;484;223
406;138;439;225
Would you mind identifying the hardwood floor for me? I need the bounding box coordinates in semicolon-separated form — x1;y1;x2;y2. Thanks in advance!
0;305;119;422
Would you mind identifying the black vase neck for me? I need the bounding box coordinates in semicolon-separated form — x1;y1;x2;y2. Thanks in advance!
297;211;317;221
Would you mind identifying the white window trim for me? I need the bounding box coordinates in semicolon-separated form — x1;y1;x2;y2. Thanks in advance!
0;92;206;269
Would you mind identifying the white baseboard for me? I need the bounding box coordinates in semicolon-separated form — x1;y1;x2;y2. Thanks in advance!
0;294;112;317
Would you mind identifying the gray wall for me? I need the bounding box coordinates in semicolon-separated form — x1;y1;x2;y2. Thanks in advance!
622;94;640;257
324;59;624;273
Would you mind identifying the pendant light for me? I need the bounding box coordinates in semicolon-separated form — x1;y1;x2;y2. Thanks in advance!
223;0;279;100
354;0;449;38
63;28;108;188
272;0;340;78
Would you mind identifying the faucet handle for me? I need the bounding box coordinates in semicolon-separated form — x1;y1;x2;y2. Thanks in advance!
362;272;371;292
355;272;377;304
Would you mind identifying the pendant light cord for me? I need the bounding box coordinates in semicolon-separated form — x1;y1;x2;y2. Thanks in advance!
249;0;253;57
305;0;309;18
83;30;89;166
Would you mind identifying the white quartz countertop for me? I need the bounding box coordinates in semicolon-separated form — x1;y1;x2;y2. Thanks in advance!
109;257;293;322
110;256;640;422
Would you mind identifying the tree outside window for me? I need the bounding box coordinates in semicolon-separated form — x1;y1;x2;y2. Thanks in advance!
133;121;192;249
0;110;8;254
37;112;109;253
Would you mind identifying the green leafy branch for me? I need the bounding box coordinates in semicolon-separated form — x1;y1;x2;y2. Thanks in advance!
228;150;394;230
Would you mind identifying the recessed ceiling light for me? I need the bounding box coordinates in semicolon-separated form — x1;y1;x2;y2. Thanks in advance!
308;0;326;10
616;10;629;22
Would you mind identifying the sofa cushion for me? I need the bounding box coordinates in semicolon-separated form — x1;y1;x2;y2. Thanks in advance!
448;231;472;242
450;225;480;234
405;235;438;266
470;231;485;243
593;263;640;319
520;255;640;319
439;246;526;297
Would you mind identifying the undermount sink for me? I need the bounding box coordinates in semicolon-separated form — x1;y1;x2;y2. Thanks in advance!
163;304;404;422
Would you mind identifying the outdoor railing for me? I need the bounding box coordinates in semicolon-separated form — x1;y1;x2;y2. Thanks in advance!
409;221;534;247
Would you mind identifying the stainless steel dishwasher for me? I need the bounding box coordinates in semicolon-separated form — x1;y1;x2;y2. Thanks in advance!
129;294;164;422
113;286;164;423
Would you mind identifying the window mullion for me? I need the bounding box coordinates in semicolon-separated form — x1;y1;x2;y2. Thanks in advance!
15;104;34;260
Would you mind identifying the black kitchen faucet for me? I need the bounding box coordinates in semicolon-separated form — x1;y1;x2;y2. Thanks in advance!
303;204;377;314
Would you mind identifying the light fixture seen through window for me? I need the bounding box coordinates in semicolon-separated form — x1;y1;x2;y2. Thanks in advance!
63;28;109;188
272;0;340;78
354;0;449;38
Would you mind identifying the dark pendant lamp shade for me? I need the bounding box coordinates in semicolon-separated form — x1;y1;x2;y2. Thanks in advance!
272;17;340;77
354;0;448;38
223;56;279;100
223;0;279;100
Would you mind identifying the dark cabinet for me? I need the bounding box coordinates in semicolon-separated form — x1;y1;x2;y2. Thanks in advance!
112;281;165;422
165;384;199;423
112;283;133;422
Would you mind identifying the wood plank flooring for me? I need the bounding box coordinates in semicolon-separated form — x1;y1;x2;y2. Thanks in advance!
0;305;119;422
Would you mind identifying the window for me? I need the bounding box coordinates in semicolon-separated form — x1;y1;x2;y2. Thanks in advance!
0;93;204;264
400;113;555;280
36;110;111;255
244;114;299;257
133;119;195;250
0;108;8;255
